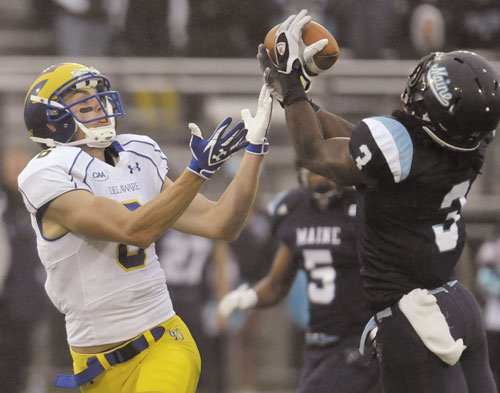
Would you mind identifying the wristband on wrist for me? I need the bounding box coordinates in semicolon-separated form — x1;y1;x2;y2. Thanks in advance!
246;142;269;155
278;69;308;107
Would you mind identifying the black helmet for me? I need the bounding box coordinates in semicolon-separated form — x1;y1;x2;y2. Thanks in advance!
402;50;500;151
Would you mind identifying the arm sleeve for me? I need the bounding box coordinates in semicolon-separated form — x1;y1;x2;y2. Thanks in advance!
18;149;92;214
349;116;414;184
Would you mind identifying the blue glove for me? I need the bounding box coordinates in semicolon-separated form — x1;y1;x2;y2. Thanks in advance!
242;85;273;155
188;117;248;179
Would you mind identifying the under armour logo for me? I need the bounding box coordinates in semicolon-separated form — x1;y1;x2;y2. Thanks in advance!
168;328;185;341
213;148;227;162
128;162;141;174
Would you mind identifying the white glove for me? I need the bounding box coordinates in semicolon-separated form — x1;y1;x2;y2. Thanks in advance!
303;38;329;76
218;284;258;317
274;9;312;74
241;85;273;155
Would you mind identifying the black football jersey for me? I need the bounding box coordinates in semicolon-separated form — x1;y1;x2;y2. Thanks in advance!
269;187;370;337
349;115;486;311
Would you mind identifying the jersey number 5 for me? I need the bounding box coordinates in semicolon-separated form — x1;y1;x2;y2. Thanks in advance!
432;180;469;252
303;249;336;304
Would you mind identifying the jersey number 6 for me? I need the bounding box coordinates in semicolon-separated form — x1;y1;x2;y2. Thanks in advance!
116;200;147;271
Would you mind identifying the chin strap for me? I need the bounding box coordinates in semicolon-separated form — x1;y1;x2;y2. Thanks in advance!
32;118;117;148
31;125;115;148
74;119;116;148
420;125;480;152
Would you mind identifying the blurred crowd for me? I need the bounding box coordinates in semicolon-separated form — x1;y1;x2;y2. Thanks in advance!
1;0;500;59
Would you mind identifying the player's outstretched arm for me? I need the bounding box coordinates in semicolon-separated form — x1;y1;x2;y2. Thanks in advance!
173;87;273;241
42;120;248;249
268;12;372;186
258;42;353;141
218;242;297;317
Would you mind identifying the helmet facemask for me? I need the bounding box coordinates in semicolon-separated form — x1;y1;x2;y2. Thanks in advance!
63;86;122;148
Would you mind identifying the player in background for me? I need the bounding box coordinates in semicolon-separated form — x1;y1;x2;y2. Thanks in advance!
260;9;500;393
475;233;500;387
156;228;231;393
18;63;272;393
218;163;379;393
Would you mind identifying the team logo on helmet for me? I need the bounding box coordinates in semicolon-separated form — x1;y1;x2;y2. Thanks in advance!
427;64;452;107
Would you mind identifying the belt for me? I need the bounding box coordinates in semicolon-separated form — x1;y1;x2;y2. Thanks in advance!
305;332;340;347
55;325;165;389
358;280;458;356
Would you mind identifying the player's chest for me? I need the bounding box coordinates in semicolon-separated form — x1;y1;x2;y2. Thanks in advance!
289;206;356;249
85;155;160;203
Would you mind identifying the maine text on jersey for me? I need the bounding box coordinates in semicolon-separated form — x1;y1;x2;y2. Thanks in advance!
296;226;341;246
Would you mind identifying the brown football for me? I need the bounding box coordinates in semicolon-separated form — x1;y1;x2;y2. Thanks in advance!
264;21;339;72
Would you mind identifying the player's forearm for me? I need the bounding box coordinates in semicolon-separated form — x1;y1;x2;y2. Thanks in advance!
285;102;366;185
285;100;329;168
254;276;290;307
128;170;205;247
210;153;264;241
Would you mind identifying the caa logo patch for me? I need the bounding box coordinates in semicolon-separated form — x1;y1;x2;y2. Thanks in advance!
92;171;109;181
427;64;452;107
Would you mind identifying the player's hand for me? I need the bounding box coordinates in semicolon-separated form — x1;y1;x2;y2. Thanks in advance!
257;43;284;103
241;85;273;155
274;9;311;75
303;38;329;76
188;118;248;179
218;284;258;317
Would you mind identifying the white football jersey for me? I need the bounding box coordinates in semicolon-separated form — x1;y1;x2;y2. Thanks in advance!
18;134;175;346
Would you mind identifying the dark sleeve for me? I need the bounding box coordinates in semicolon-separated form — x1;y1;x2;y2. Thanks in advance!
349;116;414;184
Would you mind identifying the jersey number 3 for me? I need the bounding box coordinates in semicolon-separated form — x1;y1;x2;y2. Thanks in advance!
432;180;469;252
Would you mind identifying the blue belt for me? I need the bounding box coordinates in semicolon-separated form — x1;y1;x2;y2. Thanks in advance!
55;326;165;389
358;280;458;356
305;332;340;347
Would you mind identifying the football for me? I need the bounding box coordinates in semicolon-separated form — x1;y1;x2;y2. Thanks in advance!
264;21;339;73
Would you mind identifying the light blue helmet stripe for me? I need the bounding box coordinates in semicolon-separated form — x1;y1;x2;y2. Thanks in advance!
363;117;413;182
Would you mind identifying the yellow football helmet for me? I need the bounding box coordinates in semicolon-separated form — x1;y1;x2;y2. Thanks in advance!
24;63;125;148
